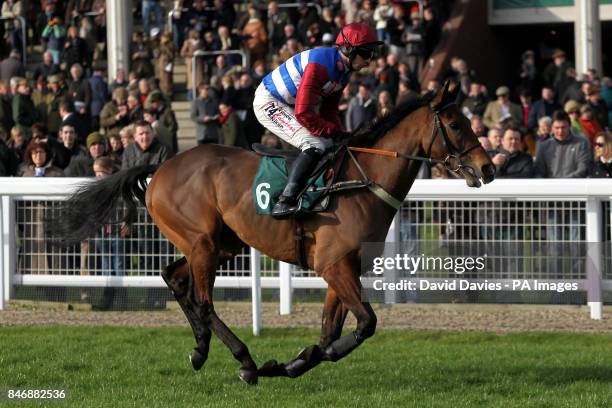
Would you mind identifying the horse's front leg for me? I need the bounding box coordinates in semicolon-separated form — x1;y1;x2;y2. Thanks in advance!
258;255;376;378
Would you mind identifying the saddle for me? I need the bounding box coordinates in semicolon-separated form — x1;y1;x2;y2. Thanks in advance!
252;143;369;217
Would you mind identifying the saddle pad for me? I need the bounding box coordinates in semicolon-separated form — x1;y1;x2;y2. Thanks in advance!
252;156;327;215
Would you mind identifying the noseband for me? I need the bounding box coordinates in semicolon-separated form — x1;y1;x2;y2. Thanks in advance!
424;102;482;173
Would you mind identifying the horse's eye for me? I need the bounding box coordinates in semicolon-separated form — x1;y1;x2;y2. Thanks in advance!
449;122;460;131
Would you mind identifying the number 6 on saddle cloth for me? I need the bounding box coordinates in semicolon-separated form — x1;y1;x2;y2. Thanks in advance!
251;143;368;217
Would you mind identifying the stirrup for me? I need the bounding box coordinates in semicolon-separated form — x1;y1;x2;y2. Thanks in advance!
271;198;301;219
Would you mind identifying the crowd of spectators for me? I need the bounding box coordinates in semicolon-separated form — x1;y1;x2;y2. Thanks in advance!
0;0;609;185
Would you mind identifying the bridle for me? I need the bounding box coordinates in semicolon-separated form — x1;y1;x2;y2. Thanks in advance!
349;100;482;175
341;100;485;210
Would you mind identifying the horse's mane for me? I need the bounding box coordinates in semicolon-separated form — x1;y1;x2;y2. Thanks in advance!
350;93;434;147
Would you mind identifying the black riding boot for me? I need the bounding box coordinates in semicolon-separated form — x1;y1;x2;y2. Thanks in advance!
272;148;323;219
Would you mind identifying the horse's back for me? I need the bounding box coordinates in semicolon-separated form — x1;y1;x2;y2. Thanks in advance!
145;144;261;253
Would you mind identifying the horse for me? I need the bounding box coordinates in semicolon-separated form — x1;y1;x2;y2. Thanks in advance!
47;81;495;385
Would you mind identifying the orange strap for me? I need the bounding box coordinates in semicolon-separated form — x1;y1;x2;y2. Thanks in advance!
348;147;398;158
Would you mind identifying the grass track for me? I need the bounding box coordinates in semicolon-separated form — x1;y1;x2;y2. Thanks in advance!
1;326;612;407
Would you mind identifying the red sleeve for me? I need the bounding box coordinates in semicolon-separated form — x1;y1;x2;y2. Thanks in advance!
319;90;343;131
294;63;341;138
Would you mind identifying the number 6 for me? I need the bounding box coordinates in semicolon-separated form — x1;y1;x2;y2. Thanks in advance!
256;183;271;209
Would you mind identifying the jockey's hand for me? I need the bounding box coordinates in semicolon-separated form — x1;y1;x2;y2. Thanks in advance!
333;130;352;145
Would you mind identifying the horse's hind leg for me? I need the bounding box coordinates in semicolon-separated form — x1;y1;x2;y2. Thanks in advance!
189;233;259;385
161;257;212;370
258;254;375;378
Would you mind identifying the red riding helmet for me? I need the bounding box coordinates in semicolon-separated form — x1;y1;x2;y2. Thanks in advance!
335;23;383;59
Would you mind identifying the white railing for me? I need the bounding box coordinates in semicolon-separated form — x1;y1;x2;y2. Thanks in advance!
1;178;612;330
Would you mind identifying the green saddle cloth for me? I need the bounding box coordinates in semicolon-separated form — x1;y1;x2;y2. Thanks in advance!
252;156;326;215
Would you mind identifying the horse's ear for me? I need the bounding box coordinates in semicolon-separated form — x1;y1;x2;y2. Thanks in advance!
431;80;451;106
446;81;460;101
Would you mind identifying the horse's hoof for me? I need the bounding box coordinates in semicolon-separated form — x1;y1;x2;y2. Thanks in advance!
189;348;206;371
239;368;258;385
258;359;284;377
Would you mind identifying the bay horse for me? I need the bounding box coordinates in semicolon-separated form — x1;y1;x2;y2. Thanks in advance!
47;81;494;385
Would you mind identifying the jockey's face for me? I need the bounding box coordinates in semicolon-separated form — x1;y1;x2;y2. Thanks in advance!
351;53;370;71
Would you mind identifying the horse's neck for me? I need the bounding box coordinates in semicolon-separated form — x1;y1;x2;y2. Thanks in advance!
359;110;427;201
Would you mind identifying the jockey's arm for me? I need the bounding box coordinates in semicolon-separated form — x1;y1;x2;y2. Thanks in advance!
294;63;343;138
319;90;344;131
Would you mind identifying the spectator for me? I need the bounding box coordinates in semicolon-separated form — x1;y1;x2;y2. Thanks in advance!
137;78;152;106
145;90;178;152
121;121;170;169
386;6;408;59
110;67;127;92
373;0;393;43
127;91;144;123
578;104;603;146
564;100;584;136
100;87;130;135
21;140;63;177
12;78;36;129
30;122;72;170
0;80;14;132
396;79;419;105
535;110;591;178
558;67;581;103
119;124;134;150
267;1;290;52
518;88;532;131
89;64;109;130
487;128;502;152
157;32;176;98
107;131;124;168
130;31;154;79
542;49;573;94
64;131;107;177
143;107;174;154
470;115;486;138
527;86;560;132
590;132;612;178
67;63;91;110
142;0;163;38
536;116;552;143
461;82;488;119
62;25;87;71
217;25;241;66
44;74;67;136
585;85;609;129
191;83;220;145
0;49;24;81
59;100;90;145
180;30;203;100
422;6;441;58
492;127;534;178
58;123;87;161
346;82;377;132
218;102;246;148
41;16;66;65
2;0;24;52
33;51;60;82
377;90;394;118
482;86;522;130
519;50;537;94
0;126;17;176
6;124;27;164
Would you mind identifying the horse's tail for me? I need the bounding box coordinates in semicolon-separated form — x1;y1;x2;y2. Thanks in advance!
46;164;159;247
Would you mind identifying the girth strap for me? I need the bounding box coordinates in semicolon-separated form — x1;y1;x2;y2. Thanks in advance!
294;220;308;270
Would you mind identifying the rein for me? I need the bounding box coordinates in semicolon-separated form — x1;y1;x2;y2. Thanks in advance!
344;102;481;210
348;102;480;172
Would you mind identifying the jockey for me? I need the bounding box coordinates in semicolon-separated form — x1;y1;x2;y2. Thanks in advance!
253;23;382;218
